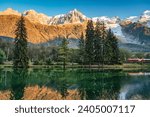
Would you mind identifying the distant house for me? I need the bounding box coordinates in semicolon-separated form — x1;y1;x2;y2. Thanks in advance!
127;58;150;63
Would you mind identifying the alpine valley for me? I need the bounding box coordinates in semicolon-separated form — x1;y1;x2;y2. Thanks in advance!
0;8;150;52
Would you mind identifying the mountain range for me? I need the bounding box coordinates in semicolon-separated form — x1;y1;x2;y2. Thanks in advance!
0;8;150;51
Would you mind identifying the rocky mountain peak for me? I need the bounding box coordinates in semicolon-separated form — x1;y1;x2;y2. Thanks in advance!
49;9;88;25
24;9;37;15
139;10;150;22
68;9;86;18
23;10;51;25
0;8;20;15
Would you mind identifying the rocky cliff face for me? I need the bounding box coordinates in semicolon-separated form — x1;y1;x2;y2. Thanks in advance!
0;15;85;43
121;22;150;45
24;10;51;25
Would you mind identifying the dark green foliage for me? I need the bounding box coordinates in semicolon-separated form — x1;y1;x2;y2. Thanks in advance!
33;60;43;65
10;69;27;100
119;49;131;63
58;38;69;69
85;20;95;66
28;45;59;65
84;20;120;66
0;49;6;64
13;15;29;68
105;29;120;64
104;29;114;64
49;47;59;64
134;53;144;59
109;29;120;64
45;58;53;65
94;21;107;65
0;39;13;61
78;33;85;64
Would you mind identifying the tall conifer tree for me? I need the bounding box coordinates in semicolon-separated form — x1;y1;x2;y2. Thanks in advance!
13;14;29;68
106;29;120;64
100;22;107;65
105;29;113;64
94;21;103;66
78;33;85;66
59;37;69;70
85;20;95;67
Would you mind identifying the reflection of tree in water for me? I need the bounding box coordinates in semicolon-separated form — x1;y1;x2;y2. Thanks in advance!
56;72;69;99
78;70;122;100
10;69;28;100
43;70;69;99
58;80;69;99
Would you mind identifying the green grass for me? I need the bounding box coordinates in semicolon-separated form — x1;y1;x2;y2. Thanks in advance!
0;63;150;71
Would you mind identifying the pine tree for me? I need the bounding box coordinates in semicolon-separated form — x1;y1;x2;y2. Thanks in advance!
0;49;6;64
106;29;120;64
85;20;95;67
13;14;29;68
110;33;120;64
99;22;107;65
94;21;103;66
105;29;113;64
78;32;85;66
59;37;69;70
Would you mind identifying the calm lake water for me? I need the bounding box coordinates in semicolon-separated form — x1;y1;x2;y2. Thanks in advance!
0;68;150;100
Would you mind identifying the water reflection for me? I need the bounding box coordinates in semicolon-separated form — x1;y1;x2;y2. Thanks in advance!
10;69;27;100
119;74;150;100
128;72;150;76
0;69;150;100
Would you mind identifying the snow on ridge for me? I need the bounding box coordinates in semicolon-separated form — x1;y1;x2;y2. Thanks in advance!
92;16;120;24
53;14;65;18
125;16;139;22
49;9;88;25
147;22;150;28
143;10;150;15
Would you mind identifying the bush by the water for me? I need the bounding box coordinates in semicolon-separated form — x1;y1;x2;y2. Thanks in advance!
0;49;6;64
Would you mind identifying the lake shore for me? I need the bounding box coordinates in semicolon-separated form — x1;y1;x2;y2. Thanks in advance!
0;63;150;72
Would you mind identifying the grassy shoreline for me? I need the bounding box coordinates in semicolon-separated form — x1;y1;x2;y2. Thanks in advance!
0;63;150;71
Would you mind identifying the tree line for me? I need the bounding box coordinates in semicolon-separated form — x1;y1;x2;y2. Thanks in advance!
78;20;120;68
0;15;136;68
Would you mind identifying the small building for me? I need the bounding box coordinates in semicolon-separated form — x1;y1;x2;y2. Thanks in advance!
127;58;150;63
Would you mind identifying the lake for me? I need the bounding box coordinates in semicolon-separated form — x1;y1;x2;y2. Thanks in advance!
0;68;150;100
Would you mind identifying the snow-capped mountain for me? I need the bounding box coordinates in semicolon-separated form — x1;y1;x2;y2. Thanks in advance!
124;10;150;23
147;21;150;28
92;16;120;24
139;10;150;22
124;16;139;23
1;8;150;26
48;9;88;24
0;8;150;51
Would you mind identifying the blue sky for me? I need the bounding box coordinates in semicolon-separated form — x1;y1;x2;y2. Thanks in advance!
0;0;150;18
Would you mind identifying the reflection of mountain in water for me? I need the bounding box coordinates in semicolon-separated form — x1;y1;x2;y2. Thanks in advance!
0;69;150;100
119;74;150;100
128;72;150;76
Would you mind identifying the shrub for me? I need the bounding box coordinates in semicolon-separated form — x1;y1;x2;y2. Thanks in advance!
0;49;6;64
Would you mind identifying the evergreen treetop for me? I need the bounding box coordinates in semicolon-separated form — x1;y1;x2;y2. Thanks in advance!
13;14;29;68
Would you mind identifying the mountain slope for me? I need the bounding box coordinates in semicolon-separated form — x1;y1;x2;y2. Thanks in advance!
0;15;85;43
24;10;51;25
0;8;150;52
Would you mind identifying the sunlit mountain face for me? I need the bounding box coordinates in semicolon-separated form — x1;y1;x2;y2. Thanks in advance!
0;8;150;51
